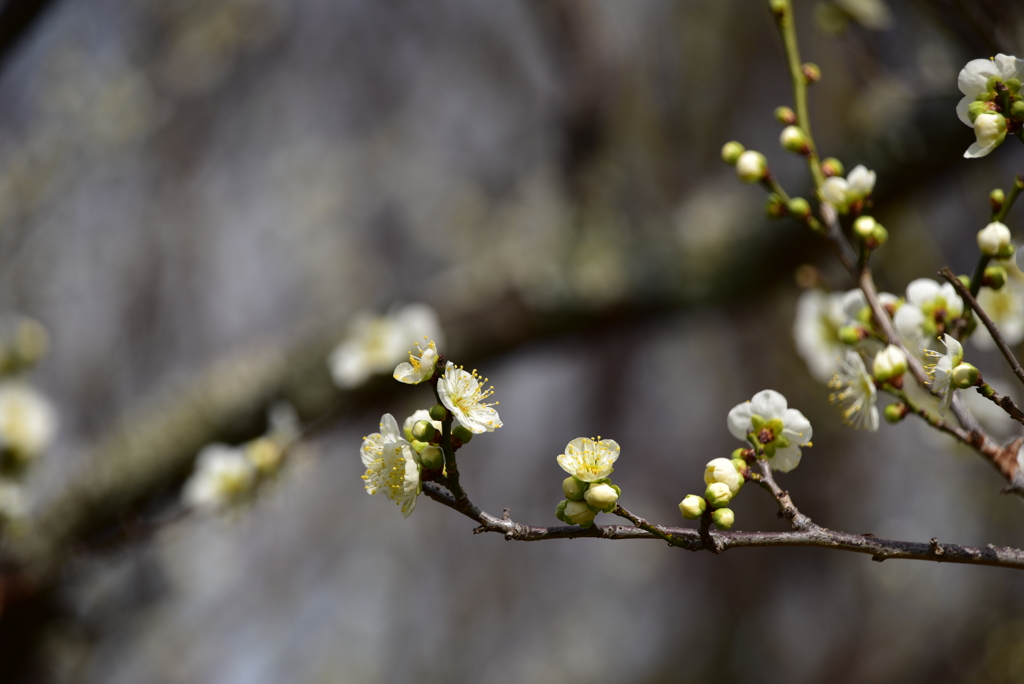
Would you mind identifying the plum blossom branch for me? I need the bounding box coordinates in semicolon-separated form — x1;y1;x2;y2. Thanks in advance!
420;482;1024;569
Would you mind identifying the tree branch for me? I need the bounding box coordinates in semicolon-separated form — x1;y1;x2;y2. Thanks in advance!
421;482;1024;569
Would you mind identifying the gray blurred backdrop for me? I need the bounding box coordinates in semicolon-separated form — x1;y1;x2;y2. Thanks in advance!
1;0;1024;682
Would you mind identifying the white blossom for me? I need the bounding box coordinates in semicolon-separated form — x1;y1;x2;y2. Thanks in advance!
956;55;1023;158
0;382;57;463
727;390;812;473
735;151;767;183
437;362;502;434
925;334;963;414
828;350;879;431
557;437;619;483
329;304;444;389
704;457;742;495
974;264;1024;350
183;444;257;512
793;289;847;383
360;413;421;517
822;176;850;209
895;278;964;355
846;165;877;199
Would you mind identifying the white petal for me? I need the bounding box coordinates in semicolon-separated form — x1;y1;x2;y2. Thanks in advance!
770;445;802;473
958;58;999;97
782;408;813;445
379;414;402;443
965;139;999;158
750;389;788;420
955;97;973;127
906;278;940;306
727;402;755;440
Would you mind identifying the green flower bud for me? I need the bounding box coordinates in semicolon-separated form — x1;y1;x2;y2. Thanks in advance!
968;100;991;123
1008;78;1022;94
998;243;1016;259
1013;100;1024;120
736;151;768;183
410;440;429;453
872;344;908;382
801;62;821;84
428;404;447;421
774;106;796;125
563;476;586;501
986;75;1004;92
951;363;980;389
975;90;996;103
779;125;808;153
853;215;876;240
731;448;749;460
411;420;437;442
731;458;748;476
712;508;735;530
769;0;789;16
721;141;745;165
420;445;444;470
555;499;568;523
883;402;908;423
584;483;619;511
984;265;1007;290
991;188;1006;213
679;495;706;520
766;194;787;219
839;324;864;345
563;499;598;527
705;482;733;508
821;157;844;177
451;425;473;443
871;224;888;247
958;274;972;290
787;197;811;219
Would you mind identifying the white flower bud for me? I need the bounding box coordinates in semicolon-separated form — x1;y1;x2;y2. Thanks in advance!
977;221;1012;257
584;483;619;511
705;482;733;508
562;476;585;501
679;495;706;520
966;112;1008;158
872;344;908;382
704;458;742;495
563;499;598;526
846;165;876;199
951;363;980;389
711;507;735;530
821;176;849;209
735;151;768;183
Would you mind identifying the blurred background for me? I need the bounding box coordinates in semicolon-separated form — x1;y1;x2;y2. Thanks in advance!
1;0;1024;682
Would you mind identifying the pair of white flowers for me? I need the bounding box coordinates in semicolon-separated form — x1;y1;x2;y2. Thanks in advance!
183;403;300;513
956;54;1023;158
329;303;444;389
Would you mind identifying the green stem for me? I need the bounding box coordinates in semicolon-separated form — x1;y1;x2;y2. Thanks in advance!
993;173;1024;223
774;3;824;190
969;255;991;300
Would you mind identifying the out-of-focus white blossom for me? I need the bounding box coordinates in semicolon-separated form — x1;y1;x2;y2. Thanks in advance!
846;165;877;199
822;176;850;210
793;289;847;383
828;350;879;431
735;151;767;183
393;339;439;385
974;263;1024;350
0;382;57;464
183;444;257;512
329;304;444;389
977;221;1012;256
894;279;964;355
872;344;908;383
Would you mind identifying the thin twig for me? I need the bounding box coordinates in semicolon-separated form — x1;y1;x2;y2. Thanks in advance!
755;459;813;531
421;482;1024;569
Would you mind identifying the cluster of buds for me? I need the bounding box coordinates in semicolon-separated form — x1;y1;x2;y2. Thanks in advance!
678;455;747;530
555;437;621;528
